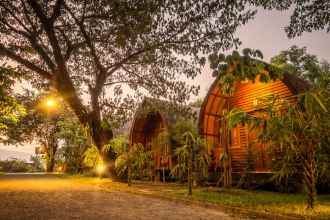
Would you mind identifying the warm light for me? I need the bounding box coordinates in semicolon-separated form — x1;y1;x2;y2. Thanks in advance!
57;166;63;172
241;79;249;84
46;99;56;108
96;163;106;176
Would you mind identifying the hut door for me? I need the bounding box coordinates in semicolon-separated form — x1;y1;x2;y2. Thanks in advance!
248;130;270;172
229;124;249;173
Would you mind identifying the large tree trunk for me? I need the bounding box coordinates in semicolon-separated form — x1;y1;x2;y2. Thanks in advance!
45;141;57;172
46;154;55;172
53;72;113;152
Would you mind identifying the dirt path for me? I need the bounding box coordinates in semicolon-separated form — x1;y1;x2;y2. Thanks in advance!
0;174;253;220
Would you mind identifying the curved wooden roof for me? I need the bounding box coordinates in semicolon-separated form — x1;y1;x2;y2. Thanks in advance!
198;72;309;148
198;72;309;173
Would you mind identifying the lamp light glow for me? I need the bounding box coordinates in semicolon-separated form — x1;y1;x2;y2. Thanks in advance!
96;163;106;176
46;99;56;108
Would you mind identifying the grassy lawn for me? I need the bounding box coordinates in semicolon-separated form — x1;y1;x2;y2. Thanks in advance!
169;187;330;219
65;175;330;220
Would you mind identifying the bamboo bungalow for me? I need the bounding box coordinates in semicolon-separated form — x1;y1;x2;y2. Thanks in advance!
199;73;308;175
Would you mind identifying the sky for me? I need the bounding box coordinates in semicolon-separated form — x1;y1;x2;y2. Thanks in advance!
1;8;329;160
195;8;330;100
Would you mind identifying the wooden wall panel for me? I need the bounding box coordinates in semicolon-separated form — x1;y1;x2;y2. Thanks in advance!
200;78;294;174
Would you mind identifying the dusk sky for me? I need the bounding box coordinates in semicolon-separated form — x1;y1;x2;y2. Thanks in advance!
196;8;330;100
1;8;329;160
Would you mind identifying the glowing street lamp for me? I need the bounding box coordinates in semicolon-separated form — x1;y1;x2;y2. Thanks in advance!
46;99;56;108
96;162;106;177
57;166;63;173
44;97;57;109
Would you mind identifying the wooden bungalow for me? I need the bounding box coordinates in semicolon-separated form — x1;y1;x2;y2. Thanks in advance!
130;98;198;180
199;73;308;175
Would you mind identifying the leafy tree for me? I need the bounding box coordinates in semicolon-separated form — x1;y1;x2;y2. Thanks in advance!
0;66;26;136
169;118;210;194
171;130;209;195
0;159;32;172
109;137;153;185
83;144;102;171
270;45;323;81
170;118;198;147
251;0;330;37
30;155;43;172
0;0;256;152
189;98;204;108
5;92;66;172
106;135;131;183
56;117;91;173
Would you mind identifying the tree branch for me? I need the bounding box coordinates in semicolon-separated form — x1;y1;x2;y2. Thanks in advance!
49;0;64;24
64;2;108;93
0;44;52;79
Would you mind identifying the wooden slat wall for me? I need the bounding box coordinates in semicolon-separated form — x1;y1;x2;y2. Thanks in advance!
201;79;294;173
230;125;249;173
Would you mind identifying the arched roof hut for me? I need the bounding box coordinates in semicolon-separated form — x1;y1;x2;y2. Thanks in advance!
199;72;309;174
130;98;197;171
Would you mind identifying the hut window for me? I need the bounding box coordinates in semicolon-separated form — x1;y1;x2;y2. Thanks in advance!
231;124;248;148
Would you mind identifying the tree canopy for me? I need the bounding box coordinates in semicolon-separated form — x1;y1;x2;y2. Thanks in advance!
0;0;257;150
252;0;330;37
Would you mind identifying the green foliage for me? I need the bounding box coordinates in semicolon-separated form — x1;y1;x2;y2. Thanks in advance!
270;45;323;82
29;155;43;172
130;144;153;179
189;98;204;108
251;0;330;37
0;66;26;135
0;1;257;150
106;135;130;177
7;92;72;172
107;135;153;181
171;129;210;194
105;135;129;155
214;46;330;208
0;159;32;173
269;47;330;195
57;118;91;173
209;49;283;95
170;117;198;148
83;145;102;169
228;91;330;208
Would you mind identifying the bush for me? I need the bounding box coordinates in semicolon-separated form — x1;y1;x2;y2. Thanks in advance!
0;159;32;172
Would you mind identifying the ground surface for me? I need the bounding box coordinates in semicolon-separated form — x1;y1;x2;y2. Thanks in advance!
0;174;250;220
